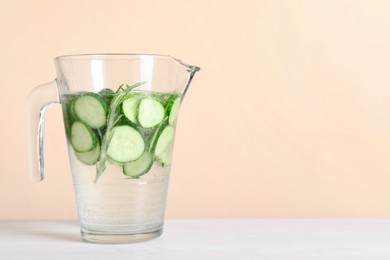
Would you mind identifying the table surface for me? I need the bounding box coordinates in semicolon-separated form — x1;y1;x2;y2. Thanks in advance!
1;219;390;259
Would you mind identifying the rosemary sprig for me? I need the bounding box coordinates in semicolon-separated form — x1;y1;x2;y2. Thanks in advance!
95;81;147;183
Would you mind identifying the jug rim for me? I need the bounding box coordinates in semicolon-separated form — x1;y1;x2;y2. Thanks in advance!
54;53;200;72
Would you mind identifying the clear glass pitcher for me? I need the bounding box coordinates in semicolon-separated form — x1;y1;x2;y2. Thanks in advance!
26;54;200;243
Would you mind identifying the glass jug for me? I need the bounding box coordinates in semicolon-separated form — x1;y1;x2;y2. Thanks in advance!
26;54;200;243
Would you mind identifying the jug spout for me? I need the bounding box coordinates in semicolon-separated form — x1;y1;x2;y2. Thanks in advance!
175;58;201;73
172;57;200;97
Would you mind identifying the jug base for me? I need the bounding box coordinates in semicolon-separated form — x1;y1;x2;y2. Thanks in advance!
80;227;163;244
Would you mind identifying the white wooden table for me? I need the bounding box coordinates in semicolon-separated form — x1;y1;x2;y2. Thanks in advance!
1;219;390;259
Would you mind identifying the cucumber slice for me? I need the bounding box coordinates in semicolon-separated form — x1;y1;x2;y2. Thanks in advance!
66;95;78;121
75;143;100;165
73;93;107;129
154;125;175;157
123;151;153;178
107;125;145;163
122;97;141;124
166;96;182;125
156;146;173;167
138;98;165;128
71;121;97;152
63;95;77;139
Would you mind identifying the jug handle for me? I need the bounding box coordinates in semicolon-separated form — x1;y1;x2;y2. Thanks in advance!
26;81;60;181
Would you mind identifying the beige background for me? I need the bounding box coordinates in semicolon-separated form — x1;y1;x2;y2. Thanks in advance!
2;0;390;219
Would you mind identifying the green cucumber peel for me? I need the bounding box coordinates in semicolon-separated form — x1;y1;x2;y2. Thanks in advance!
164;95;181;125
148;118;168;152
